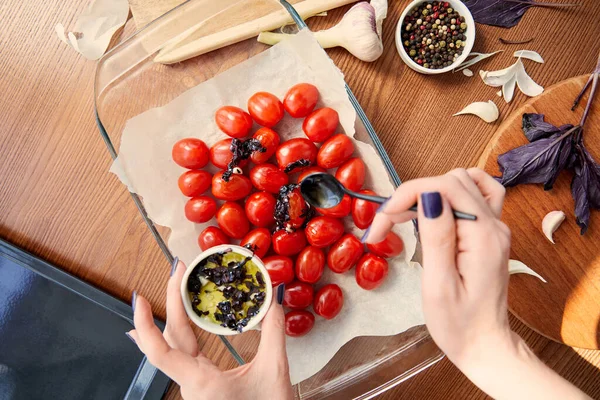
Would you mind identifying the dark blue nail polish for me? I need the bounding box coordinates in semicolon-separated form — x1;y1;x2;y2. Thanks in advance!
131;291;137;313
376;197;390;213
421;192;443;219
277;284;285;305
170;256;179;277
125;332;136;344
360;226;371;243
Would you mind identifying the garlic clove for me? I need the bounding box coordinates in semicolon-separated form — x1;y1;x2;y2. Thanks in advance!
453;100;499;123
502;74;517;103
513;50;544;64
542;210;566;244
462;68;474;77
509;260;547;283
515;59;544;97
480;64;518;87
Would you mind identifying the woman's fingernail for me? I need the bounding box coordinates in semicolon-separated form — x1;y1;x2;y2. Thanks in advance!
125;332;136;344
376;198;390;213
170;256;179;277
131;290;137;313
360;226;371;243
421;192;443;219
277;284;285;305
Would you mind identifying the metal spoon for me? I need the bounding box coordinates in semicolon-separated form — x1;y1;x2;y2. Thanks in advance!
299;173;477;221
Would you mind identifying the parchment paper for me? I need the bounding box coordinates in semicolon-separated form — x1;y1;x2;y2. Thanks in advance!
111;29;425;384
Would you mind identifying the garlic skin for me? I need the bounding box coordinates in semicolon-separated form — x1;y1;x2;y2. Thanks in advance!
480;57;544;103
542;210;566;244
509;260;547;283
454;50;503;73
462;68;474;77
453;100;499;123
514;50;544;64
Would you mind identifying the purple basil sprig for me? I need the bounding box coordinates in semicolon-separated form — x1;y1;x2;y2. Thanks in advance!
463;0;579;28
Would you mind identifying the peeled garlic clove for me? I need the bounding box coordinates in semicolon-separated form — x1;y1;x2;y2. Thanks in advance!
509;260;547;283
514;50;544;64
453;100;499;123
462;68;474;77
515;60;544;97
542;210;566;244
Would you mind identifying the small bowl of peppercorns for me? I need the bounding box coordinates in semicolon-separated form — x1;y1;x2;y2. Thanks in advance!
395;0;475;74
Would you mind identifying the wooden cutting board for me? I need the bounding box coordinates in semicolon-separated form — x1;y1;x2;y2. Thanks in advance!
478;75;600;350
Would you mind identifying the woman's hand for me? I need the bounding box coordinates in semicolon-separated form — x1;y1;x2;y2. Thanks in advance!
127;260;293;400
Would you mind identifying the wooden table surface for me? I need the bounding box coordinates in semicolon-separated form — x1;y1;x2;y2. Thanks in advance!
1;0;599;399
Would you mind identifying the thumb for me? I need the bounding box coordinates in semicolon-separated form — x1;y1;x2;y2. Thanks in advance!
256;285;288;366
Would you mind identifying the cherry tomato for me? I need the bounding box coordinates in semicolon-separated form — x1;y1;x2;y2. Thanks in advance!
285;310;315;337
305;216;344;248
240;228;271;258
245;191;276;227
302;107;339;142
263;255;295;286
367;231;404;259
178;170;212;197
297;166;327;183
295;246;325;283
215;106;253;138
216;202;250;239
335;157;365;192
197;226;230;251
172;138;209;169
272;230;307;256
250;164;289;194
355;254;389;290
317;134;354;169
315;194;351;218
284;186;311;230
327;233;364;273
313;284;343;320
250;127;280;164
284;83;319;118
212;171;252;201
184;196;217;223
210;139;234;169
276;138;318;173
283;281;314;309
247;92;284;127
352;189;379;229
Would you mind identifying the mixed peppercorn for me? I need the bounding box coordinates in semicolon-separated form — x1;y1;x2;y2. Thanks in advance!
401;1;468;69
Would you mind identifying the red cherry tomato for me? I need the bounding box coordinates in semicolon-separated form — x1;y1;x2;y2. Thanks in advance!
327;233;364;273
297;166;327;183
178;170;212;197
313;284;343;320
284;186;311;230
240;228;271;258
355;254;389;290
172;138;209;169
283;281;314;309
317;134;354;169
250;127;280;164
209;139;249;170
315;194;351;218
302;107;339;142
212;171;252;201
197;226;229;251
184;196;217;223
285;310;315;337
272;230;307;256
216;202;250;239
366;231;404;259
295;246;325;283
263;255;295;286
245;192;276;227
352;189;379;229
215;106;253;138
276;138;318;173
284;83;319;118
250;164;289;194
335;157;365;192
305;216;344;248
247;92;284;128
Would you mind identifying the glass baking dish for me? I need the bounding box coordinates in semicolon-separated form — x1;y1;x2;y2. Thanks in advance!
94;1;443;398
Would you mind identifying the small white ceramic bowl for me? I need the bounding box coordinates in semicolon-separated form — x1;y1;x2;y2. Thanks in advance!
180;244;273;336
395;0;476;74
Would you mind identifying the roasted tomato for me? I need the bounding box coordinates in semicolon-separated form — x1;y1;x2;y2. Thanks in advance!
275;184;312;231
263;255;295;286
250;127;280;164
305;216;344;248
215;106;253;138
245;191;276;227
172;138;209;169
250;164;289;194
184;196;217;223
240;228;271;258
313;284;343;320
285;310;315;337
327;233;364;273
335;157;365;192
283;281;314;309
355;254;389;290
295;246;325;284
247;92;284;128
297;166;327;183
197;226;230;250
302;107;339;143
216;202;250;239
351;189;379;229
212;171;252;201
367;231;404;258
178;170;212;197
317;134;354;169
272;229;307;256
276;138;318;173
284;83;319;118
315;194;351;218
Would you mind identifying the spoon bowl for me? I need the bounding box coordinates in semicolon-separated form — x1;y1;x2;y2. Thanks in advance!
299;173;346;209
